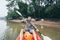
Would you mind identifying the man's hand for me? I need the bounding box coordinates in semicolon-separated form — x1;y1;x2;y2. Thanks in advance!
36;29;39;32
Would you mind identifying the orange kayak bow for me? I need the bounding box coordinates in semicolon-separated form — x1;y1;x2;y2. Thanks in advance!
16;32;42;40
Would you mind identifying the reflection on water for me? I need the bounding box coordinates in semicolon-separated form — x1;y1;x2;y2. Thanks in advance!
0;20;60;40
38;25;60;40
0;20;7;40
4;20;23;40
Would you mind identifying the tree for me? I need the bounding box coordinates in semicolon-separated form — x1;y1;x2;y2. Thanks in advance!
6;0;60;19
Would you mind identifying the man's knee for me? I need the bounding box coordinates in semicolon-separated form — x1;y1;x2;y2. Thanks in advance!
30;29;34;33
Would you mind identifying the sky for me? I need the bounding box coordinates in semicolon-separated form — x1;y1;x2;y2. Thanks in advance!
0;0;8;17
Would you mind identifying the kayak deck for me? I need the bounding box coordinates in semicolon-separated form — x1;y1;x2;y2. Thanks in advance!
16;31;42;40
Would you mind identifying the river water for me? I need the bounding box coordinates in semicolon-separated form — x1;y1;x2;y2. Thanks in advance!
0;20;60;40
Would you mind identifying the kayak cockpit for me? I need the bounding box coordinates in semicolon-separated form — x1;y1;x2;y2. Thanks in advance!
16;29;42;40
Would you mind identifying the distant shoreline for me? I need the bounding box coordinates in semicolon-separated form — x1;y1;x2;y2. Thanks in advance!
9;19;60;28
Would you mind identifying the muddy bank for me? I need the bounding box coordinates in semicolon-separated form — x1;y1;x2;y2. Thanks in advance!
34;21;60;28
9;20;60;28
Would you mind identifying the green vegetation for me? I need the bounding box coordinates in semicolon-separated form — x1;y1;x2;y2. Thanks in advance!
6;9;20;19
6;0;60;19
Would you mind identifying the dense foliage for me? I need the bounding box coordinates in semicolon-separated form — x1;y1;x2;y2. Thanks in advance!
6;0;60;19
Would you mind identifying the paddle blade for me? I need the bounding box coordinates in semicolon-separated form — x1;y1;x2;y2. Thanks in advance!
16;11;22;16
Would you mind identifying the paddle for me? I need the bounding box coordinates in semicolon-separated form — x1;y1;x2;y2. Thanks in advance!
16;11;52;40
16;11;41;34
16;11;24;19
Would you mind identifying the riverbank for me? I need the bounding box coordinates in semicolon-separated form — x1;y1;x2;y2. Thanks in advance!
9;19;60;28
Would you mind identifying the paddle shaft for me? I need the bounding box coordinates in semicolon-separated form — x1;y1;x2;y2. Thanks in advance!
16;11;41;34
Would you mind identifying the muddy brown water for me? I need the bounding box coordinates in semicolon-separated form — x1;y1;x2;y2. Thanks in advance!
0;20;60;40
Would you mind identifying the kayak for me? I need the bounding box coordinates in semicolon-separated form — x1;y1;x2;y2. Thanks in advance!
16;29;42;40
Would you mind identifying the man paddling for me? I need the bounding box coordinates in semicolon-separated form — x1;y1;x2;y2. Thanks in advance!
21;16;39;32
20;17;39;40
